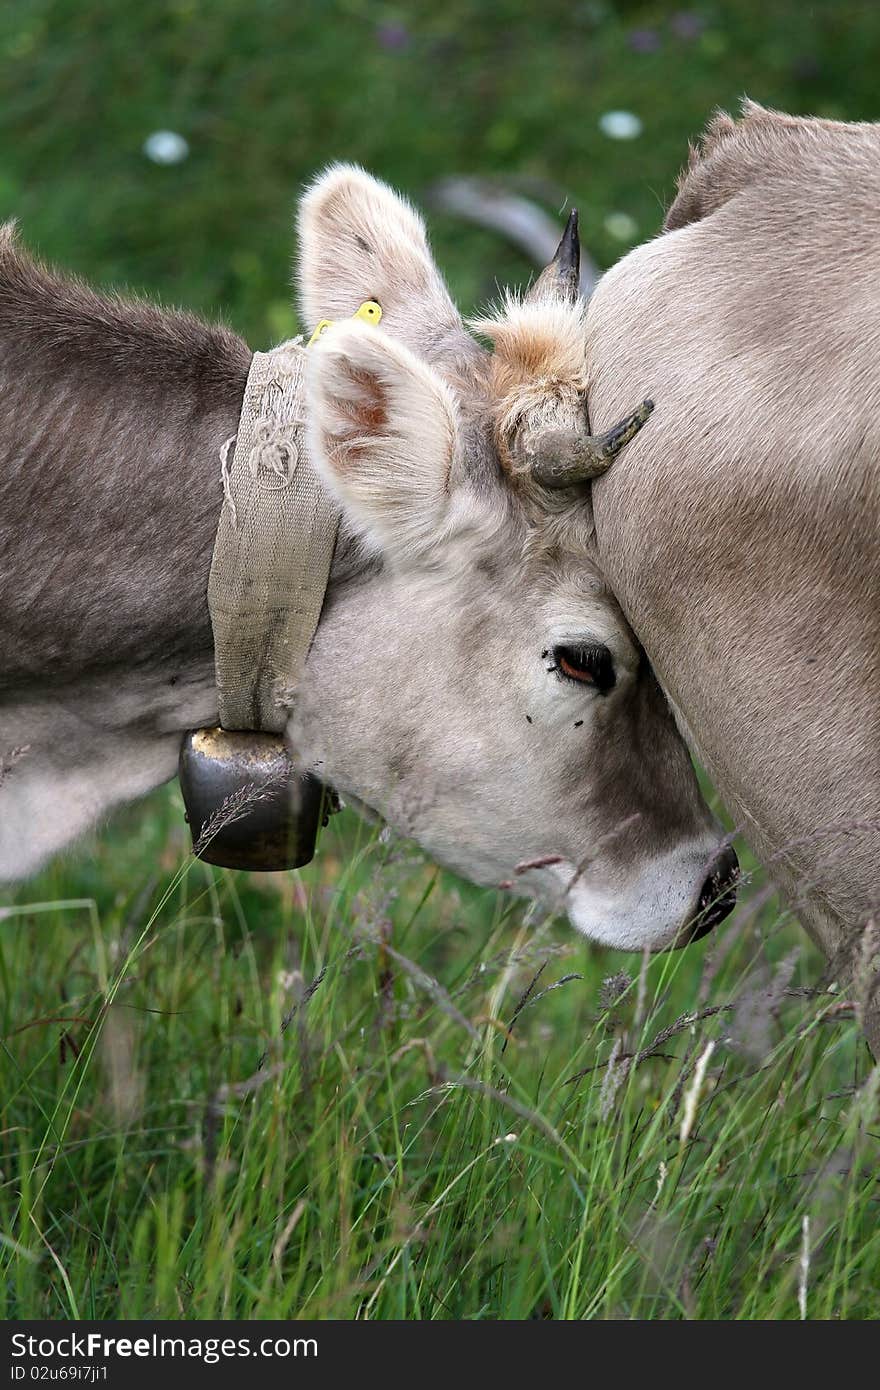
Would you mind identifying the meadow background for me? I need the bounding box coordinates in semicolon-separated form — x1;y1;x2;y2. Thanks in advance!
1;0;879;1320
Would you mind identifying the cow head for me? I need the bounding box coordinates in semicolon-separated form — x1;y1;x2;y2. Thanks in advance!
290;166;737;950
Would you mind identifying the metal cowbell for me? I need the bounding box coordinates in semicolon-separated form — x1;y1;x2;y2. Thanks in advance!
179;726;324;872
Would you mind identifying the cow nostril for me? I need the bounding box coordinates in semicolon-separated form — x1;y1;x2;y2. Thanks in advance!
690;844;740;941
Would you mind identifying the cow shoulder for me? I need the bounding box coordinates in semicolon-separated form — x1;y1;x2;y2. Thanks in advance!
665;100;877;231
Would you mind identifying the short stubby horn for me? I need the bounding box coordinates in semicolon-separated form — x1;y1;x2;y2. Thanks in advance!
525;208;581;306
528;398;655;489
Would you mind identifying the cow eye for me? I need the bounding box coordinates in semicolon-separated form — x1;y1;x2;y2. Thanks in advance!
553;644;616;694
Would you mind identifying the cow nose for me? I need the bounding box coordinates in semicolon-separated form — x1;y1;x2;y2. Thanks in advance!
689;843;739;941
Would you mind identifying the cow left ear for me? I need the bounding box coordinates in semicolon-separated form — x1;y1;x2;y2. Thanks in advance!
304;317;459;562
296;163;473;370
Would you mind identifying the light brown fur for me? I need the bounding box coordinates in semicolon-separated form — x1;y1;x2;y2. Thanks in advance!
470;294;589;480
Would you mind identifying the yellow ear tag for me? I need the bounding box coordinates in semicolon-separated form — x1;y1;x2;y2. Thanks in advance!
307;318;334;347
307;301;382;348
353;299;382;324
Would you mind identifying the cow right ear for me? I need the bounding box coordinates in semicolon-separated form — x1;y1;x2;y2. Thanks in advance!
296;164;467;367
304;317;459;564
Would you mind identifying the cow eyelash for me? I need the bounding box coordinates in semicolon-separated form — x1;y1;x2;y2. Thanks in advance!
546;643;616;695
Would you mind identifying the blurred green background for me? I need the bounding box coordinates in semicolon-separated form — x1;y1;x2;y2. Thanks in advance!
3;0;878;343
2;0;880;1323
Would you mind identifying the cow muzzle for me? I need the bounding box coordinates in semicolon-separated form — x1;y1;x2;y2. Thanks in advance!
685;843;740;942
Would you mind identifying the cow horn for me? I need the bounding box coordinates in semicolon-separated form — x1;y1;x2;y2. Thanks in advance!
524;208;581;305
527;399;654;489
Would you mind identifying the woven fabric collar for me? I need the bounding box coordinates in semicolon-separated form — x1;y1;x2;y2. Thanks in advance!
207;339;338;734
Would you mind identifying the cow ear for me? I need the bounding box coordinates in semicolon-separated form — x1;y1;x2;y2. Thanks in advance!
296;163;466;366
304;318;459;562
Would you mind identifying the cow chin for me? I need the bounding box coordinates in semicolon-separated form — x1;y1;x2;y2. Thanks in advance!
546;843;736;953
333;788;736;955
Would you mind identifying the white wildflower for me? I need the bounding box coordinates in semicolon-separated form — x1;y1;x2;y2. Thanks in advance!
599;110;643;140
604;211;639;242
143;130;189;165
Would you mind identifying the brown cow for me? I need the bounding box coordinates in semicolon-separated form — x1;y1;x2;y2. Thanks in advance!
585;103;880;1045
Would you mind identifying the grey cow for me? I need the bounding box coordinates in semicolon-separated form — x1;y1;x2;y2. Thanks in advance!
0;166;737;951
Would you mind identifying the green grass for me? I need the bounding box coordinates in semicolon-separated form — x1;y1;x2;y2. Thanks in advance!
1;790;878;1319
2;0;879;1322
